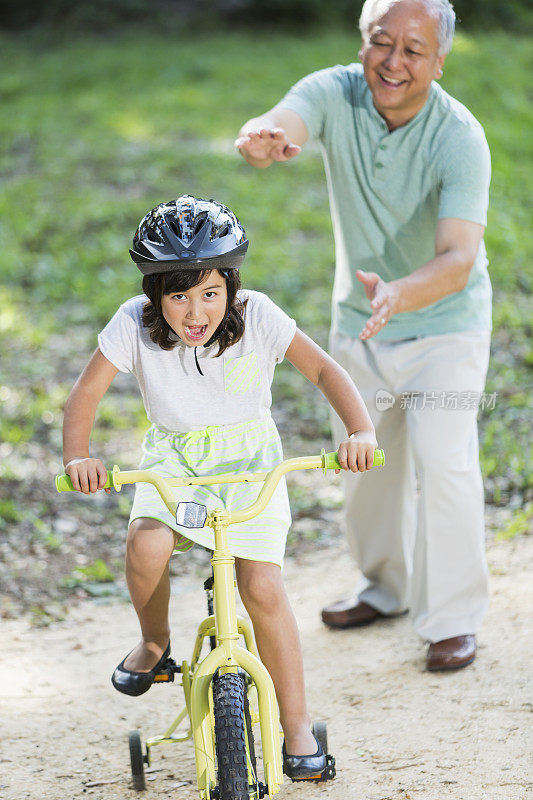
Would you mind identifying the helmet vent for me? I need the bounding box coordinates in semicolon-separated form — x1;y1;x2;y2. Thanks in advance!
165;215;181;239
193;212;208;236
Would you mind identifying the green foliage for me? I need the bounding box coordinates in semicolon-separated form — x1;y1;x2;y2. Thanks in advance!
495;504;532;541
29;604;67;627
0;29;531;508
62;558;126;598
73;559;115;582
31;516;64;551
213;0;533;32
2;0;531;32
0;499;22;528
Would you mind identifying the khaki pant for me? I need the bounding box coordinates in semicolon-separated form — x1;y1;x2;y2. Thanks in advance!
330;330;491;643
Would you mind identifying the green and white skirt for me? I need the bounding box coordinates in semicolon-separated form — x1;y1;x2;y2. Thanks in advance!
129;414;291;566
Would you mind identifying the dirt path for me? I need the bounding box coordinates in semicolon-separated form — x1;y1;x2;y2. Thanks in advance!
1;532;531;800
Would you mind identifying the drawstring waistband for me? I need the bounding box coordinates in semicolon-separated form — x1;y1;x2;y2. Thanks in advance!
181;425;218;469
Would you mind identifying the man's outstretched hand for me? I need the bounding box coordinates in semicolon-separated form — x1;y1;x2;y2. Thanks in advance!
357;269;401;340
235;128;301;165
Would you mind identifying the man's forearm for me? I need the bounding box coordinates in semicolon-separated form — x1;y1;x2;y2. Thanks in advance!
239;114;278;137
393;249;475;313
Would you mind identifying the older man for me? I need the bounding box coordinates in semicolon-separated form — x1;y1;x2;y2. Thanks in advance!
236;0;492;670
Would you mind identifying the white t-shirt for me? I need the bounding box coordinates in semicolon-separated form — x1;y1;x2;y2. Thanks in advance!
98;290;296;433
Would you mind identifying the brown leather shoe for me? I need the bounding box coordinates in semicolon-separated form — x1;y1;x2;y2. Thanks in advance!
426;635;476;671
321;599;384;629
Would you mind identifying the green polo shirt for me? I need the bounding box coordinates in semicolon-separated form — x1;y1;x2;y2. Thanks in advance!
277;63;492;339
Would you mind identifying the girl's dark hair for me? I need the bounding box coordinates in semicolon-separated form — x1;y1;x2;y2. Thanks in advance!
141;268;247;356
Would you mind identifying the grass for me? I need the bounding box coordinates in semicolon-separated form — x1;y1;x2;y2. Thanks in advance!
0;27;531;507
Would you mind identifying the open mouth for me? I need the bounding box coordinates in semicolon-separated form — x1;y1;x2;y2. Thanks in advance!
184;324;208;342
378;73;407;88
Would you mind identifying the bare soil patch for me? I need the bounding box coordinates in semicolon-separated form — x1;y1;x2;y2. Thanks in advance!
1;528;531;800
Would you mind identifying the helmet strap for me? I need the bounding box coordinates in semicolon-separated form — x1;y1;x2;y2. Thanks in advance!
194;346;204;376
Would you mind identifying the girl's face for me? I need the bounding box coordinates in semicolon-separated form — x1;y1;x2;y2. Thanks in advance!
161;269;228;347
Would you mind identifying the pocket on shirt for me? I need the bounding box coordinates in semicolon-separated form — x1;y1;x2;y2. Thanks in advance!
223;351;260;395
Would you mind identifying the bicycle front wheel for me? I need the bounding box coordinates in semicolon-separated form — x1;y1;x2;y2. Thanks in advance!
213;672;257;800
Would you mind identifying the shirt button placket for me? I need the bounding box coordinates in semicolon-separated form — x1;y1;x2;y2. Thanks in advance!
375;140;388;177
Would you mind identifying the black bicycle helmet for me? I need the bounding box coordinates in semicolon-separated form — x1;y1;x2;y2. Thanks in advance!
129;195;249;275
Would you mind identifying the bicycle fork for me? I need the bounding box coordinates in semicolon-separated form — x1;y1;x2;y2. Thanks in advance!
189;510;283;799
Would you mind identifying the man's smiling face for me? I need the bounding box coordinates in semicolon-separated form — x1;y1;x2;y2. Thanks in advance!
359;0;446;130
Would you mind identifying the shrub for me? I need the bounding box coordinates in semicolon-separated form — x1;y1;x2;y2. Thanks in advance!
2;0;532;32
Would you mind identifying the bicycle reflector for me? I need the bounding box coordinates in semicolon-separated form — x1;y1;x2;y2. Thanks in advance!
176;502;208;529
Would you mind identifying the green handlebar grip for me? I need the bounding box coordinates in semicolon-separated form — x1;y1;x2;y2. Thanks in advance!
55;471;115;492
373;448;385;467
323;448;385;471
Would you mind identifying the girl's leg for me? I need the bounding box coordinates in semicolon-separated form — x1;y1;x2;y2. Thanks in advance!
123;517;176;672
235;558;317;756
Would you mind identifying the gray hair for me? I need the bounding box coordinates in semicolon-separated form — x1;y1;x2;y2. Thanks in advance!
359;0;456;55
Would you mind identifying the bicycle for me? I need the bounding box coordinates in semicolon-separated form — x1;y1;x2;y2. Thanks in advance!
56;447;384;799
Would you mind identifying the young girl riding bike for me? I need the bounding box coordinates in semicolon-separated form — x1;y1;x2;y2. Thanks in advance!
62;195;377;780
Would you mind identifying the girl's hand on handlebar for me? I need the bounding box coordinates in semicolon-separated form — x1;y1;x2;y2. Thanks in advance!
336;431;378;473
65;457;111;494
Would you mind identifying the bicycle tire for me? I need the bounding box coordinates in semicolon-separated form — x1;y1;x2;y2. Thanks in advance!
243;683;257;773
213;672;257;800
128;729;146;791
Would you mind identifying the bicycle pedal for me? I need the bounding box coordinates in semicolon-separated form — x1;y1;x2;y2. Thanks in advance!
318;754;336;781
153;658;181;682
290;754;336;783
288;773;324;782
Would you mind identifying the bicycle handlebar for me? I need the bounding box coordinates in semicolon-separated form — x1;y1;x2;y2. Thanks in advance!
55;450;385;494
56;449;384;529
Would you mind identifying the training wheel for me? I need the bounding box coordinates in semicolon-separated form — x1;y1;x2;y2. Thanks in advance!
129;729;147;791
312;721;336;781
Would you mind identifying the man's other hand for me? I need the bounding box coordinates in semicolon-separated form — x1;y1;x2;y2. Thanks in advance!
357;270;400;340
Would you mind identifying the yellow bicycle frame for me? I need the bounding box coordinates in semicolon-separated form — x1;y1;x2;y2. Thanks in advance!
56;448;384;799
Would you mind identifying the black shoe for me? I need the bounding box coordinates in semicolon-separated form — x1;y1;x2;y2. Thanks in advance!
111;642;171;697
283;736;327;781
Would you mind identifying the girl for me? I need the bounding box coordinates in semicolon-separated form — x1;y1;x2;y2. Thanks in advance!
63;195;377;780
